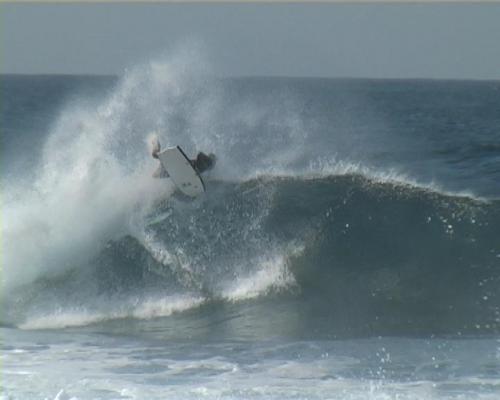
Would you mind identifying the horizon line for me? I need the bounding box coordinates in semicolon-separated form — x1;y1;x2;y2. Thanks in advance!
2;72;499;83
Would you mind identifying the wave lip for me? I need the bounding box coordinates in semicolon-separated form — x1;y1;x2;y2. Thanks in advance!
248;156;488;203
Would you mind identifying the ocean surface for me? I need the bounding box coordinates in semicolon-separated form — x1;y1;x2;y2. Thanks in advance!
2;56;500;399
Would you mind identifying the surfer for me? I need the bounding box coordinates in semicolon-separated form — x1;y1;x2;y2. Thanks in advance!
151;137;216;178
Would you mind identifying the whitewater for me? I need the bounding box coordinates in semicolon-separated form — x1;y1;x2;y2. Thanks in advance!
1;49;500;399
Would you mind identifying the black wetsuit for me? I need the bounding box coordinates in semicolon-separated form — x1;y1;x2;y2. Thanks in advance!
192;152;215;174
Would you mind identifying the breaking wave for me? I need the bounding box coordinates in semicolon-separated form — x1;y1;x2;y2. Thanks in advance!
2;46;499;338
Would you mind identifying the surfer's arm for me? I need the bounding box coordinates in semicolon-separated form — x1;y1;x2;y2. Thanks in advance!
151;136;161;159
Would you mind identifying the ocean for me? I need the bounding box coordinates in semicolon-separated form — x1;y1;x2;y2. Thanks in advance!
1;57;500;399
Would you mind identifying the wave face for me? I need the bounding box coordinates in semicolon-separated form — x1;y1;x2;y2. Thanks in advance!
2;49;500;338
4;176;500;337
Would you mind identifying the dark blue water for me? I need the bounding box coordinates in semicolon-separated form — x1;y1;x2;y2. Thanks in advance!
2;66;500;399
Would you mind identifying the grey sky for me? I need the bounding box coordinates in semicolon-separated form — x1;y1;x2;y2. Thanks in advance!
3;2;500;79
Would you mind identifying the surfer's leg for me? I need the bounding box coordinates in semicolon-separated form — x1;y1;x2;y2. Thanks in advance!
153;164;169;178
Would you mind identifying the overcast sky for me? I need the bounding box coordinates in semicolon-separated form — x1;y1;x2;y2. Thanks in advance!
3;2;500;79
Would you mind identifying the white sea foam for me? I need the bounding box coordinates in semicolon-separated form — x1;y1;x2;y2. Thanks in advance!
18;252;299;328
52;389;79;400
4;333;498;400
130;295;205;320
19;294;205;330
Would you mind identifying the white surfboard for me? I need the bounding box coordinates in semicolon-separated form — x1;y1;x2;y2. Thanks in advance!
158;146;205;197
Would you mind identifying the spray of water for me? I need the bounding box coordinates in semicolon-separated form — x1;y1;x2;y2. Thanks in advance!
3;43;409;328
2;46;214;293
2;42;309;319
